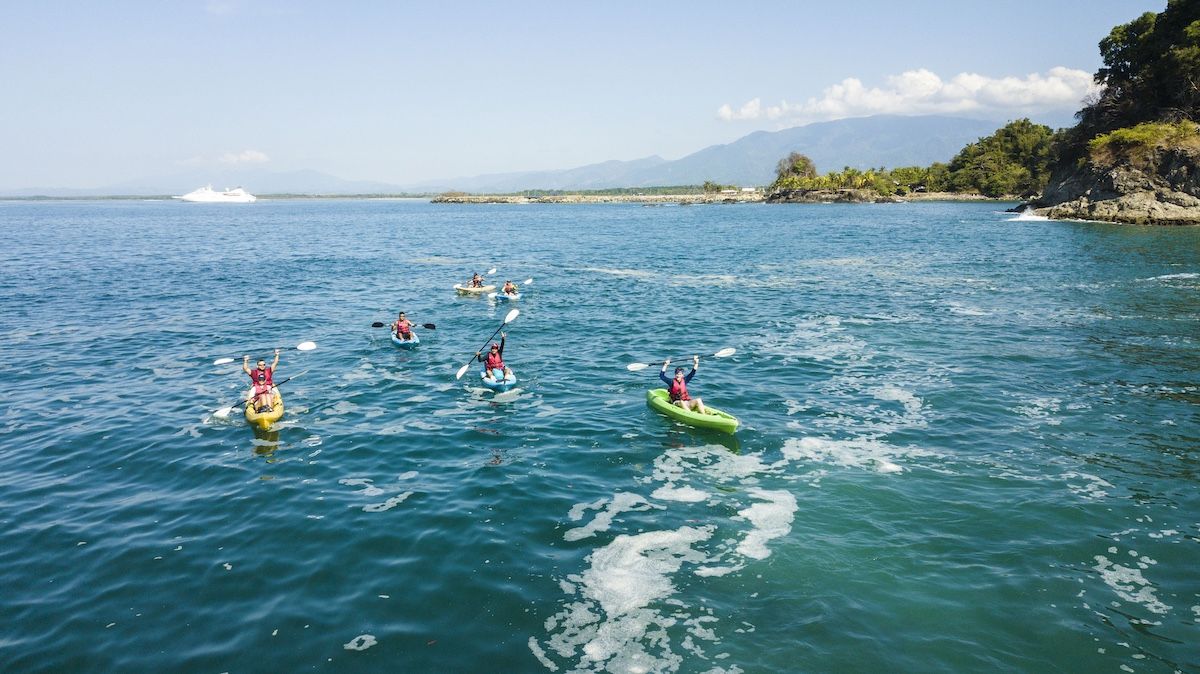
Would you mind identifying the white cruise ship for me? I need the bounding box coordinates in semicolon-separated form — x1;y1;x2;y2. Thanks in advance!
174;185;257;203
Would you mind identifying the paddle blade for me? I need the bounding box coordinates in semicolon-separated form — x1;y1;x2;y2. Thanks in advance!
371;322;385;328
212;357;235;366
503;308;520;324
213;406;237;419
455;362;471;380
713;348;736;358
487;292;497;300
296;341;317;351
626;362;651;372
523;278;533;285
422;323;436;330
487;268;497;275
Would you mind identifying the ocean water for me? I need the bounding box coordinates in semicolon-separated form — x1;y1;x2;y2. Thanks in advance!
0;199;1197;673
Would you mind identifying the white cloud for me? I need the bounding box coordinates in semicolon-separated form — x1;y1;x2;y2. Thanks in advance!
219;149;270;164
717;67;1101;124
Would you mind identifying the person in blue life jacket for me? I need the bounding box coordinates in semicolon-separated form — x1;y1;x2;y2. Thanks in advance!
660;355;708;415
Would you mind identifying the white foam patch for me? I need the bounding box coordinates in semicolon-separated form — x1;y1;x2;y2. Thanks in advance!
869;385;923;417
582;266;657;279
537;526;715;672
1014;397;1062;425
651;485;709;503
1063;471;1113;500
670;274;738;287
343;634;377;651
339;478;384;497
733;489;797;560
564;493;657;542
1093;555;1170;615
1007;210;1049;221
1141;272;1199;281
782;436;931;473
363;491;413;513
946;301;989;316
754;315;870;365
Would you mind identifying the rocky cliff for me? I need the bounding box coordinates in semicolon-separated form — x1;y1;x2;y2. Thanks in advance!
1032;146;1200;226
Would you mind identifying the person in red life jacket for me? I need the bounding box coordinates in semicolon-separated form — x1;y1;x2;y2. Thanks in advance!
243;349;280;386
391;311;415;342
501;280;518;296
475;332;512;382
660;355;708;415
246;371;276;413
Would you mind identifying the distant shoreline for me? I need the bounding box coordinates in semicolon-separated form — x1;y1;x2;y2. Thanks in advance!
431;191;1009;205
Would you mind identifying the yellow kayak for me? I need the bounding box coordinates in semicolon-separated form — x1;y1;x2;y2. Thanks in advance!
455;284;496;295
244;391;284;430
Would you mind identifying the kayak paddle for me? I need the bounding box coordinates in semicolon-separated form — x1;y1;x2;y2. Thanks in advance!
213;370;308;418
487;268;497;275
372;321;437;329
626;347;736;372
213;341;316;366
456;308;519;379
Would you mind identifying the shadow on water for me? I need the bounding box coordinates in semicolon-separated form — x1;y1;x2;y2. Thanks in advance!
659;425;742;454
251;426;281;462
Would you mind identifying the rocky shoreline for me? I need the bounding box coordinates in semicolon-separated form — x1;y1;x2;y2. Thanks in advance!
1029;146;1200;226
432;190;1005;205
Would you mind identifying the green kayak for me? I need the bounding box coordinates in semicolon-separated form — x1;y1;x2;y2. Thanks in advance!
646;388;739;434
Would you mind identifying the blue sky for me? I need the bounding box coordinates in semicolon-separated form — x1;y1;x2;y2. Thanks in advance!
0;1;1167;189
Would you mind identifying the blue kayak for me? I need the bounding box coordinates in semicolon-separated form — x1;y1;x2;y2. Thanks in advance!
480;369;517;391
490;291;520;302
391;332;420;349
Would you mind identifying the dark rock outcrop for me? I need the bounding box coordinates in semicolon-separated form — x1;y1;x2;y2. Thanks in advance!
766;188;901;204
1031;146;1200;225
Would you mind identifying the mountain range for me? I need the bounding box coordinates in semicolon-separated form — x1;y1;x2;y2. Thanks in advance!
3;115;1036;196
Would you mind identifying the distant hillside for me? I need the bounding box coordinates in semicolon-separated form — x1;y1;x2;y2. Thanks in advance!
412;115;1005;192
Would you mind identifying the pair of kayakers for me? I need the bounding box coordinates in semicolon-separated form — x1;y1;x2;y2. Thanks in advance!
475;332;513;383
661;355;708;415
243;350;280;413
391;311;416;342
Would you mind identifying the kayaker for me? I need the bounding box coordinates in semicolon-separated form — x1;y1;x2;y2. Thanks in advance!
660;356;708;415
502;280;518;295
391;311;416;342
469;273;485;288
246;371;276;413
476;333;512;382
243;350;280;386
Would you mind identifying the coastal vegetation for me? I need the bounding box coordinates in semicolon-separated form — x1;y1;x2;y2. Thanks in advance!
1086;120;1200;167
1032;0;1200;224
768;119;1055;199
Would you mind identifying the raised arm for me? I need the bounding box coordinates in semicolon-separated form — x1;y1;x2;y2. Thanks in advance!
242;355;251;376
271;349;280;370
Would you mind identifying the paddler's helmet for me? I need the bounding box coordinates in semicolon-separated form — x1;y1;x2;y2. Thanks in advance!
490;343;500;351
257;373;267;381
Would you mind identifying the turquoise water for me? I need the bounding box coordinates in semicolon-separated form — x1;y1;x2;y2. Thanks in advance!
1;199;1198;673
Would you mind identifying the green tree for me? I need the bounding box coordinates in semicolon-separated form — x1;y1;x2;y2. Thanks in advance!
945;119;1055;196
774;152;818;182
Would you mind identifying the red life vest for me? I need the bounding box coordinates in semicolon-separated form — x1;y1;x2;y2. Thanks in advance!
253;381;273;397
249;367;274;386
669;377;690;402
396;320;412;336
485;351;504;371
